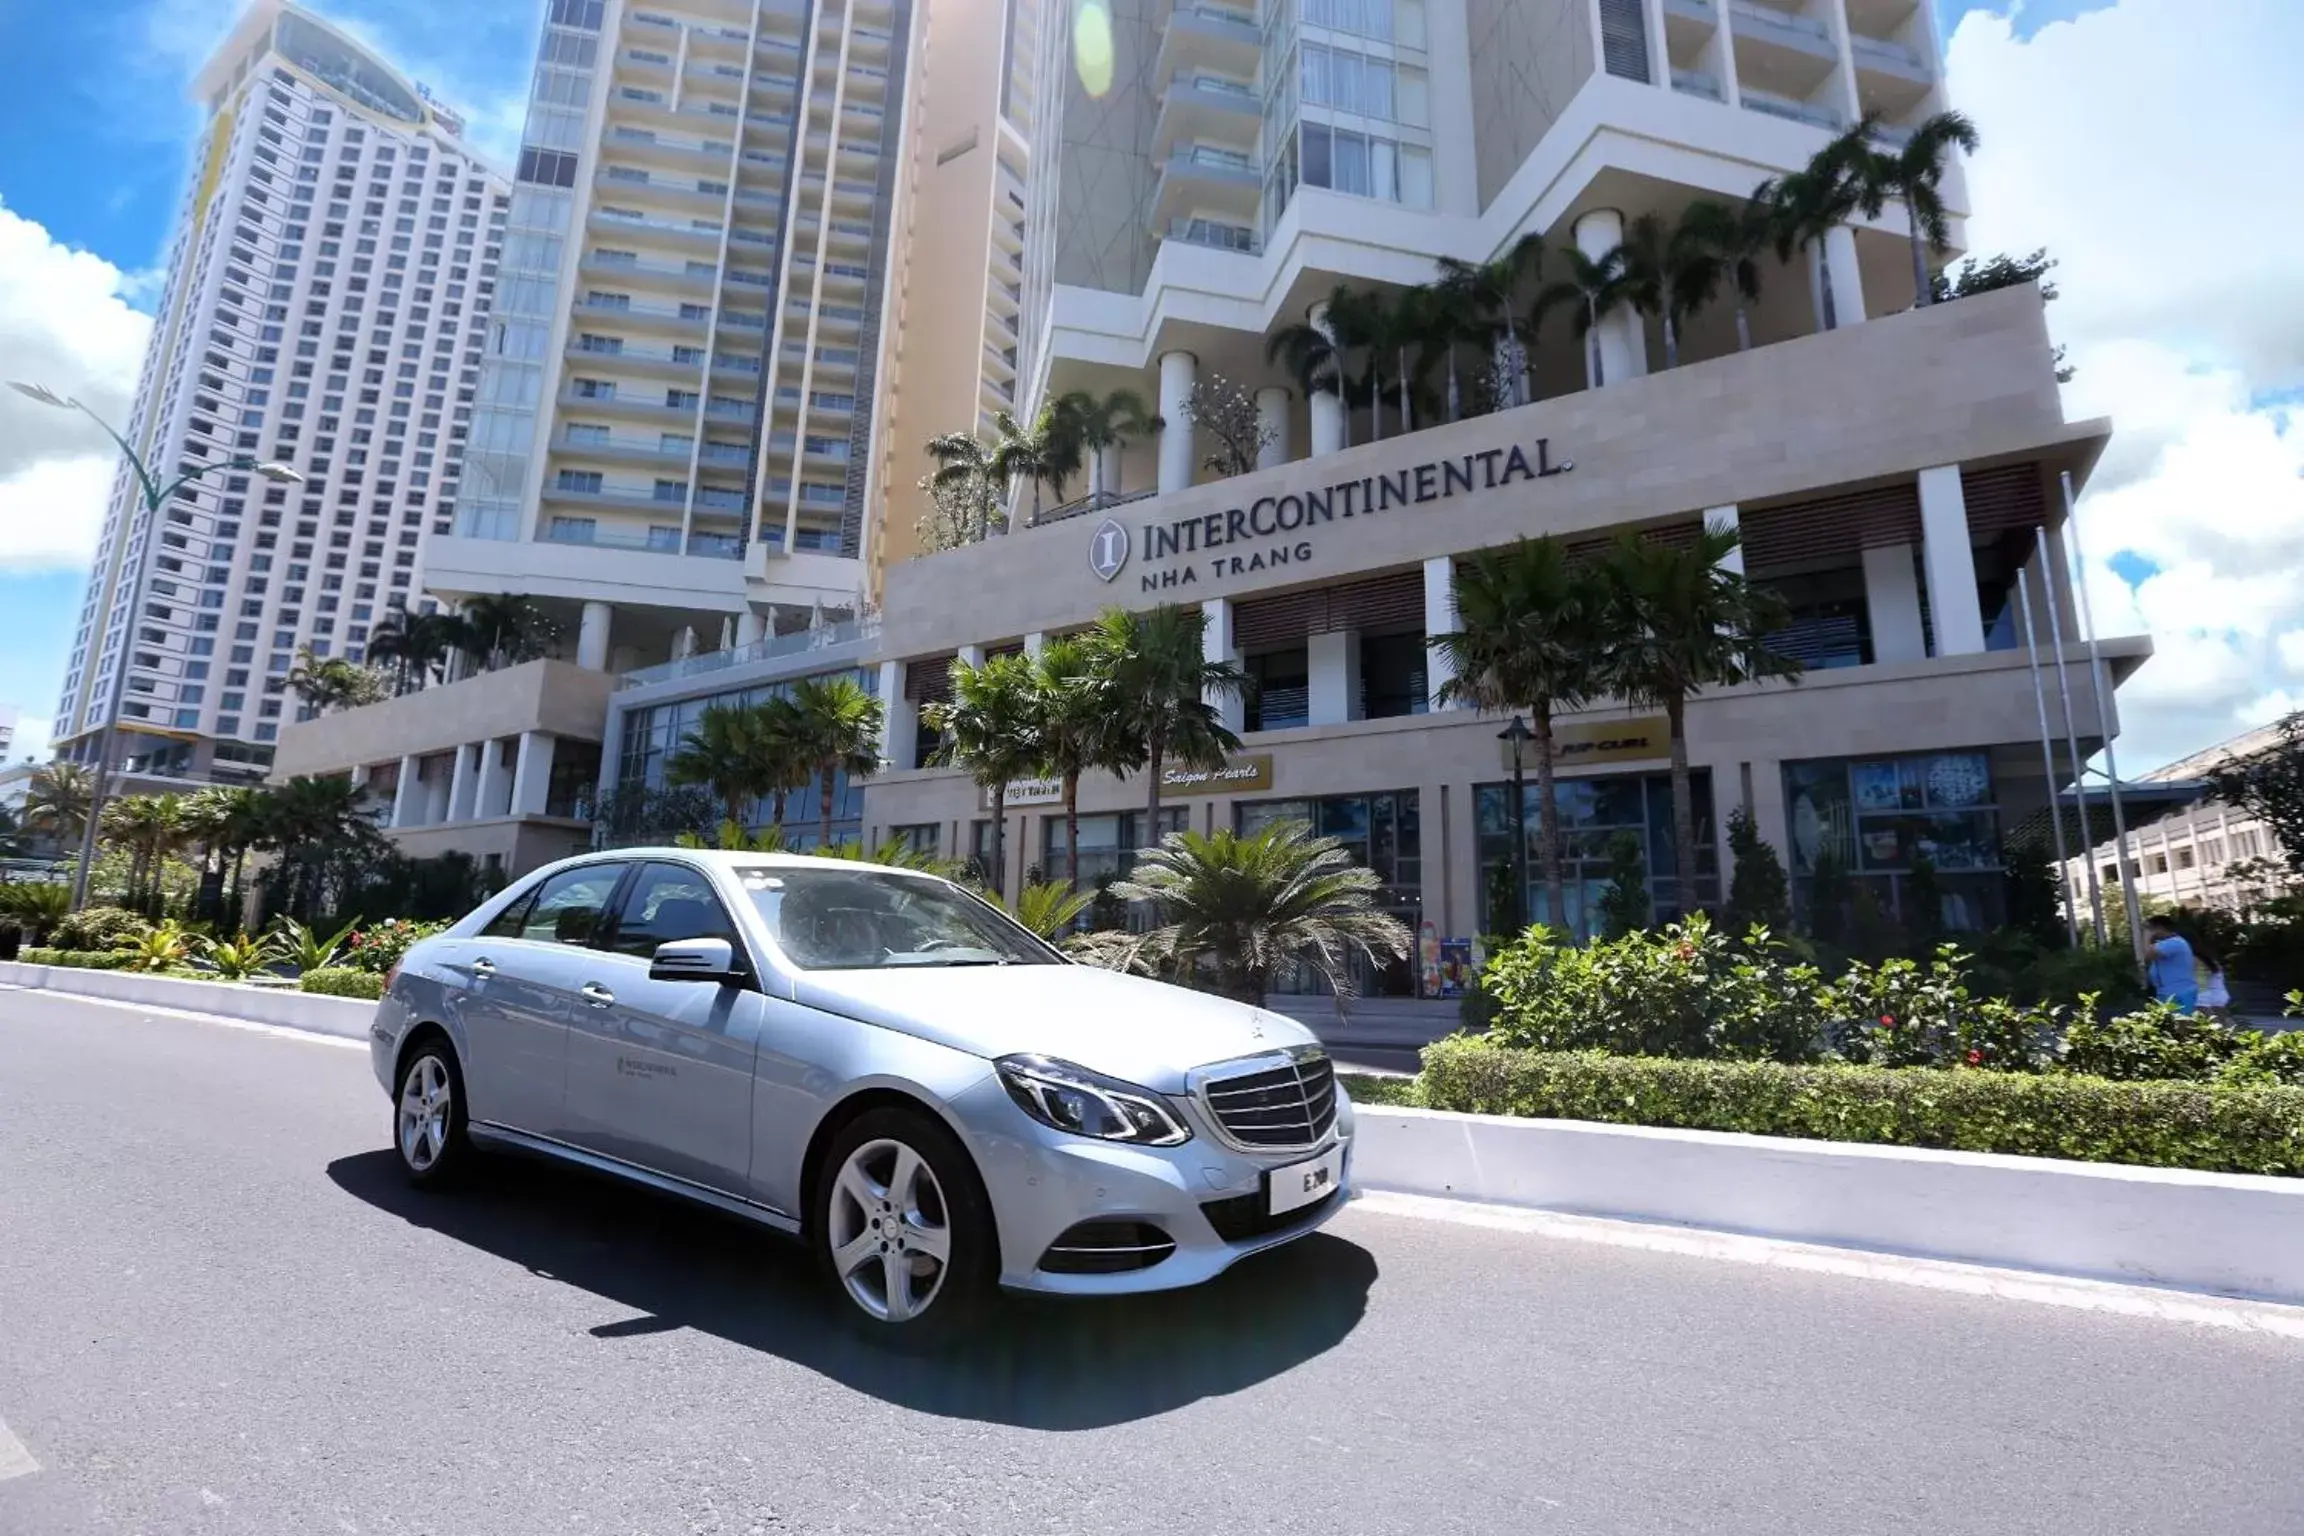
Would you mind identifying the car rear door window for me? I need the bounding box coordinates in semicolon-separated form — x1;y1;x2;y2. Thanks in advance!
606;862;741;957
479;888;538;938
517;864;626;946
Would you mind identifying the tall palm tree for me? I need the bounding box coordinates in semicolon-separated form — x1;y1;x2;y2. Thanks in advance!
457;593;556;672
1031;636;1137;890
257;775;380;920
366;609;461;693
1036;396;1091;505
1106;821;1415;1004
1614;206;1729;369
1323;284;1395;440
1085;604;1245;831
286;646;386;717
1843;111;1982;308
1054;387;1157;502
183;783;268;919
787;674;884;849
1597;527;1803;917
1531;245;1631;388
1434;232;1545;410
666;702;773;829
1683;193;1775;351
100;793;187;914
1264;307;1347;445
751;692;813;828
924;652;1042;897
987;409;1057;526
22;762;93;847
923;430;1003;543
1762;143;1866;331
1434;537;1605;933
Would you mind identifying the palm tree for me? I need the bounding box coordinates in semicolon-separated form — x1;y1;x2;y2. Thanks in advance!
1323;284;1395;440
787;674;884;849
1761;146;1865;331
923;430;1003;542
1107;821;1414;1004
1614;206;1728;369
184;783;267;919
1265;308;1347;445
367;608;461;693
1434;232;1545;409
1054;388;1157;503
22;762;93;847
1434;537;1605;933
1532;245;1631;388
925;652;1042;897
257;775;381;920
988;408;1058;526
1844;111;1981;308
751;693;813;828
1011;880;1095;941
1597;527;1803;917
666;702;774;829
456;593;556;672
100;793;186;914
1085;604;1245;831
286;646;385;717
1031;636;1136;890
1683;193;1775;351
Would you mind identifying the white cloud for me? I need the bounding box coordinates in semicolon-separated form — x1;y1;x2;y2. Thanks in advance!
1947;0;2304;773
7;715;56;767
0;201;153;576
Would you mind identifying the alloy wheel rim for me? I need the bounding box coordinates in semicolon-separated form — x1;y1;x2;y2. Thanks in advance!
827;1137;952;1323
397;1055;450;1172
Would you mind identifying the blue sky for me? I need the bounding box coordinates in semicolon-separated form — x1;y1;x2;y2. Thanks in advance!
0;0;2296;773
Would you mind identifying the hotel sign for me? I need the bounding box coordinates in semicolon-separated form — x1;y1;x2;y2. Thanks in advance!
1499;716;1671;772
980;755;1275;810
1091;437;1574;592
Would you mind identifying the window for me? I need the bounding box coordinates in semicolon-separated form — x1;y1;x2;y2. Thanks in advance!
605;862;742;958
738;867;1056;970
515;148;578;188
507;862;625;944
556;470;603;492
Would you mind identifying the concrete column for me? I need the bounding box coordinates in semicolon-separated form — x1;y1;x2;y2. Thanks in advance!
477;737;514;820
1022;631;1047;657
1704;505;1743;575
735;610;766;648
1747;759;1792;876
1862;543;1928;664
956;642;985;670
673;625;698;661
1423;555;1459;711
577;600;612;670
1572;208;1646;386
391;753;422;828
1307;629;1360;727
1820;224;1867;331
1157;350;1197;494
1255;386;1292;469
1091;444;1122;500
511;731;556;817
1918;465;1986;656
878;660;918;771
424;755;450;825
1308;303;1347;456
445;743;477;824
1201;597;1243;734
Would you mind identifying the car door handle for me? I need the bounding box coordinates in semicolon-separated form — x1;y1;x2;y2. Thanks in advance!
580;982;615;1008
471;957;496;978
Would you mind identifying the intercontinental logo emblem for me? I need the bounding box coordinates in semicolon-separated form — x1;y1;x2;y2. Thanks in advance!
1088;517;1130;582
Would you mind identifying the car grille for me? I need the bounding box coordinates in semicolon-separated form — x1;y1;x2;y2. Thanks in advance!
1201;1186;1343;1244
1039;1219;1177;1275
1200;1053;1337;1149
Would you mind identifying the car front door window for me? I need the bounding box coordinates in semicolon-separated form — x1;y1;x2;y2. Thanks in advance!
606;863;742;960
519;865;626;947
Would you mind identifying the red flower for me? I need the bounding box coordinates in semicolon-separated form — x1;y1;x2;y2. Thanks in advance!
1879;1015;1897;1029
1966;1050;1984;1066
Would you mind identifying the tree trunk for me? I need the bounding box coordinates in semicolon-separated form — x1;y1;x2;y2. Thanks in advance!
770;789;788;827
1144;725;1165;844
1063;773;1081;891
988;783;1008;898
1663;313;1680;370
818;764;837;849
1586;298;1604;388
1734;303;1752;352
1817;237;1839;331
1908;204;1932;308
1445;345;1461;422
1397;346;1412;434
1531;708;1568;936
1667;694;1700;919
1503;319;1529;407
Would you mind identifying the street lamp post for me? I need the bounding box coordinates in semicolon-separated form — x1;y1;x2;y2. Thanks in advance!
9;382;303;912
1498;715;1533;936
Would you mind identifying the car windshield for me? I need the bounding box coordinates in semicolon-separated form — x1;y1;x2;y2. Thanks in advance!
733;865;1060;970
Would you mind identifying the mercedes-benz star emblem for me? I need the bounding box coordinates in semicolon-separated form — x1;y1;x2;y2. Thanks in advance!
1088;517;1130;583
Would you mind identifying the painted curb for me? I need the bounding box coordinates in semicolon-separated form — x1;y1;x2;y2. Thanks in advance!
1352;1104;2304;1306
0;960;375;1042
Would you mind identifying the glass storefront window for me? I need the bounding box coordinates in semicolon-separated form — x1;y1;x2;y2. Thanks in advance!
1040;808;1187;892
1475;772;1717;940
611;666;876;845
1235;792;1421;996
1783;750;2003;930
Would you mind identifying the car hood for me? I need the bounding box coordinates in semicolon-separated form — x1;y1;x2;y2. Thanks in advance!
788;963;1319;1090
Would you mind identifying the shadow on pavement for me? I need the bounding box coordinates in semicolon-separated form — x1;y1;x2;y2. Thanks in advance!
327;1147;1374;1430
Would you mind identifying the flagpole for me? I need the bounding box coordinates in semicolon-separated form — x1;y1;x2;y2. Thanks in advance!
2017;570;2080;946
2062;471;2148;969
2034;527;2106;944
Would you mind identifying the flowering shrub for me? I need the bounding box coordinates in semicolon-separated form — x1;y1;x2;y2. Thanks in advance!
51;906;153;953
341;918;448;975
2062;1000;2246;1082
1823;947;2067;1072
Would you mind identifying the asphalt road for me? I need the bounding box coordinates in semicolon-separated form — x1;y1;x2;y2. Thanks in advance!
4;987;2302;1536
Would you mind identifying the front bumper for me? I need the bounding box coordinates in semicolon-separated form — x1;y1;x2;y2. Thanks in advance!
949;1073;1357;1296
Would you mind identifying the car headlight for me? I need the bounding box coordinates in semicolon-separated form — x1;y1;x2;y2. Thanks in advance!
996;1054;1192;1147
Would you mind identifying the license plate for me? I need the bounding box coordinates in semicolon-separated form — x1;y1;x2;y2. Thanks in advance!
1266;1144;1344;1216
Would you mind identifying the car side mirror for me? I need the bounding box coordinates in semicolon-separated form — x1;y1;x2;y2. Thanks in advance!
649;937;741;983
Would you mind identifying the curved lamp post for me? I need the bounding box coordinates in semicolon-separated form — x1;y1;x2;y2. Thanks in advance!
10;382;303;911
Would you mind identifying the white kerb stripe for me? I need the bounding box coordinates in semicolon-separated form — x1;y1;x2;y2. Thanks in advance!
0;1416;37;1481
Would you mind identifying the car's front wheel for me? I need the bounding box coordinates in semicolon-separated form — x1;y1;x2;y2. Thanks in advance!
393;1040;471;1185
814;1107;995;1348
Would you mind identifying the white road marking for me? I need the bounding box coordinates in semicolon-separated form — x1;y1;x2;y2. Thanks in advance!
1352;1188;2304;1339
0;1415;38;1481
0;984;368;1051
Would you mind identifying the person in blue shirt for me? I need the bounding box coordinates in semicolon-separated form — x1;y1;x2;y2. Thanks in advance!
2144;915;2199;1013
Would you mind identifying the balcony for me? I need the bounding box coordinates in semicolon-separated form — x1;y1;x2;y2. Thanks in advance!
579;253;717;293
617;616;880;690
555;429;696;466
1670;68;1723;101
588;205;722;252
1152;74;1260;161
1739;86;1846;131
1731;0;1840;99
1156;2;1259;90
562;337;714;379
572;295;713;337
1152;145;1262;230
1166;215;1261;255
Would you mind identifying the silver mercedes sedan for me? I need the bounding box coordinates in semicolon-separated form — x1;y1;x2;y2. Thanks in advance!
369;849;1354;1344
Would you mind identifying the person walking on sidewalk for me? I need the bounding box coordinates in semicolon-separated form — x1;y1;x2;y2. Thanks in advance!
2144;914;2200;1014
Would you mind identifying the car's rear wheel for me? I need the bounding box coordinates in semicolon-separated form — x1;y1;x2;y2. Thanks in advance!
394;1040;471;1185
813;1107;995;1348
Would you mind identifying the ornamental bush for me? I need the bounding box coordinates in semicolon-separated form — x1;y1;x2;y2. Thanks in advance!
1415;1036;2304;1177
299;967;386;1000
20;947;142;970
51;906;152;953
340;918;448;975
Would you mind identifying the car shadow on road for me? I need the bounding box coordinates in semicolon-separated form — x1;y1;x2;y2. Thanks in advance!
326;1148;1374;1430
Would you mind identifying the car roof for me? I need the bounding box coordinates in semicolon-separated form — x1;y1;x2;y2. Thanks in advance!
580;847;941;878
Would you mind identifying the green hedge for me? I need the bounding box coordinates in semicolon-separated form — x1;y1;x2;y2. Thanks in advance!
1416;1036;2304;1178
20;947;142;970
299;967;385;1000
